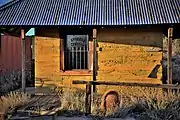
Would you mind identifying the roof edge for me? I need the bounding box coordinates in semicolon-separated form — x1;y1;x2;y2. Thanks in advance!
0;0;21;11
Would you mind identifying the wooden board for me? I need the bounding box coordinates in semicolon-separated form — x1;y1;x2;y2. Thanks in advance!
17;95;61;116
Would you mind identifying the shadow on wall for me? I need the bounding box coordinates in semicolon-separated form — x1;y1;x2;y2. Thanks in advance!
35;27;165;86
36;27;164;48
148;64;161;79
97;28;164;48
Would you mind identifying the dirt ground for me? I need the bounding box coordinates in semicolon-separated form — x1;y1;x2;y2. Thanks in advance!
35;116;135;120
32;116;135;120
54;116;135;120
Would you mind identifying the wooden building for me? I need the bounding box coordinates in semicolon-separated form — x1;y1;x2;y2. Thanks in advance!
0;0;179;92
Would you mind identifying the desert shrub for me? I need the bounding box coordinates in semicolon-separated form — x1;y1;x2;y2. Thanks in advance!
162;38;180;84
91;93;104;116
54;87;85;116
102;87;180;119
51;86;180;119
136;100;180;120
106;107;132;118
0;71;33;95
163;38;180;55
0;92;30;119
52;87;104;117
162;55;180;84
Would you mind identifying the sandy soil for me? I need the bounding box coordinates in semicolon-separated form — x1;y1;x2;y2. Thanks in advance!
53;116;135;120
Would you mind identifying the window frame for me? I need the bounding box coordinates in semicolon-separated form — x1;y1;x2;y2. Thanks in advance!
59;29;93;76
64;34;89;70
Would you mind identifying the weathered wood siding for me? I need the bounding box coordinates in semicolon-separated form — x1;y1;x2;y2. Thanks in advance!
35;28;163;91
96;28;163;92
35;28;92;88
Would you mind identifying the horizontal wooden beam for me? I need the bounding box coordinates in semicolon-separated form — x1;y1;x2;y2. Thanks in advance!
72;80;180;89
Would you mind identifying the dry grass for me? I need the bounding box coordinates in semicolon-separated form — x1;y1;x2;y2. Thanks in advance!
60;88;85;111
51;86;180;119
0;92;30;119
52;87;85;117
115;87;180;119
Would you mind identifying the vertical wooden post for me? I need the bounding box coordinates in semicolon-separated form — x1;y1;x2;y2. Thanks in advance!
93;29;97;93
21;29;26;92
0;31;1;52
167;27;173;85
85;82;91;116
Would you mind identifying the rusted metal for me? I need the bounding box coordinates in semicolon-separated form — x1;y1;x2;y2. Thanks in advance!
0;34;32;74
0;0;179;26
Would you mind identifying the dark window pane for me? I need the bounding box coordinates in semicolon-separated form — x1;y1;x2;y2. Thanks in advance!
65;35;88;70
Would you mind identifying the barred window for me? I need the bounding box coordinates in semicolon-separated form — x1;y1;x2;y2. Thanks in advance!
64;35;89;70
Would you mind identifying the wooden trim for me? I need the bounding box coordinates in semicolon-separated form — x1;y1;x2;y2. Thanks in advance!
93;29;97;92
21;29;25;39
60;38;64;71
93;29;97;39
60;31;93;73
167;27;173;84
93;29;97;80
60;70;92;76
88;41;93;71
72;80;180;89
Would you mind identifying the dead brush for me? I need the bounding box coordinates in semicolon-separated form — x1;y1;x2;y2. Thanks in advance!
57;88;85;116
0;71;33;96
126;87;180;120
140;88;180;111
112;86;180;119
91;93;103;116
0;92;30;119
106;105;131;118
52;86;180;119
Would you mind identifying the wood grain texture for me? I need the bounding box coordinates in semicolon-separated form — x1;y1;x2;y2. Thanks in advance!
167;27;173;84
35;28;163;92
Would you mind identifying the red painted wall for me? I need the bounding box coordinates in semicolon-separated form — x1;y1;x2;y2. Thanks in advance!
0;34;32;73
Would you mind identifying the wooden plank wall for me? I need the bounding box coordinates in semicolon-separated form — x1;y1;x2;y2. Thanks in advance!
35;28;164;92
96;28;163;92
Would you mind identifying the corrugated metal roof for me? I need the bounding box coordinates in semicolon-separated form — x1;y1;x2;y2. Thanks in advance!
0;0;179;26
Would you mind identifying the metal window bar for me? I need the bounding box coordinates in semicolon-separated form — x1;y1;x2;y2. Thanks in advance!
72;47;74;69
76;47;78;69
80;47;81;69
65;35;88;70
65;47;88;70
83;46;85;69
68;48;71;69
